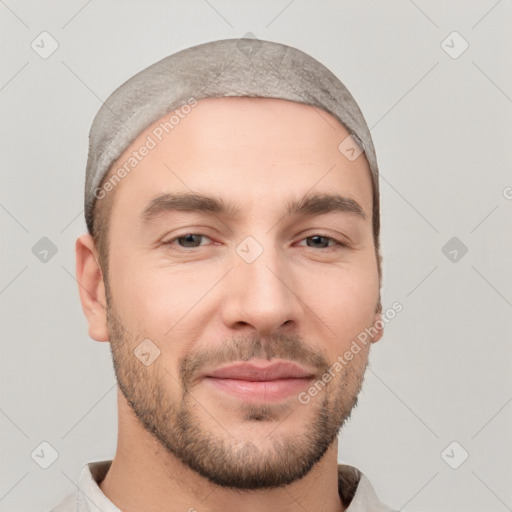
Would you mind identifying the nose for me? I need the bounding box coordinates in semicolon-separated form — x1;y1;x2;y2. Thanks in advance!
220;241;302;337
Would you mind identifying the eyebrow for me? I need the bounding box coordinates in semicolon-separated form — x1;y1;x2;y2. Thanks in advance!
141;192;366;223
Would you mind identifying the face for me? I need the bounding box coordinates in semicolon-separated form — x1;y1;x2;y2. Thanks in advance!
98;97;381;489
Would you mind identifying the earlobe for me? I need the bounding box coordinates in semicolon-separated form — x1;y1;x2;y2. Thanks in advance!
75;233;109;342
371;301;384;343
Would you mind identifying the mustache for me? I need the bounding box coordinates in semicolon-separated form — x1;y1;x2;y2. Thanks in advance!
179;333;331;389
105;307;332;388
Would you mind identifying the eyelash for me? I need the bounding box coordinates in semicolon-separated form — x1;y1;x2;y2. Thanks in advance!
162;233;347;251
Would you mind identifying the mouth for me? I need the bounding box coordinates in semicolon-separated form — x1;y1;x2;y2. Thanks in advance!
201;359;316;402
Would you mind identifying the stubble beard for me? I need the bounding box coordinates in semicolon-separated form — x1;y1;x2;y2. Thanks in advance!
105;295;368;490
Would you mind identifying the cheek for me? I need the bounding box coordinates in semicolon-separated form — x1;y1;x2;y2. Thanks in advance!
306;264;379;346
108;250;214;339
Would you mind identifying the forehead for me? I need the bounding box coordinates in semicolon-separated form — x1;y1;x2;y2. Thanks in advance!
157;96;349;160
102;96;373;219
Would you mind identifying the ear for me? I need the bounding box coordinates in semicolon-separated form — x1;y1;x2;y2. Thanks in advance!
75;233;109;342
370;299;384;343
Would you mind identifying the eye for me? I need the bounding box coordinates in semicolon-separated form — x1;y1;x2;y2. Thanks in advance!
163;234;212;248
297;235;345;249
162;233;345;251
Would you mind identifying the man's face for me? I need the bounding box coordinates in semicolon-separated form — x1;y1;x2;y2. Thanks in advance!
101;97;381;489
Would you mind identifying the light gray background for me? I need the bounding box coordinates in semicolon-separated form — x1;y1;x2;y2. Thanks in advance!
1;1;511;511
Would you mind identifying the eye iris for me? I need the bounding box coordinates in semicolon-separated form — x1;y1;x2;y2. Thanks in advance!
308;236;329;248
179;234;202;247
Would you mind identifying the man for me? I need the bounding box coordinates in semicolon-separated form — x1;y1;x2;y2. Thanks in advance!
51;38;395;511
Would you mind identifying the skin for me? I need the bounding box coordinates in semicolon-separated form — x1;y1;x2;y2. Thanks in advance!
76;97;383;512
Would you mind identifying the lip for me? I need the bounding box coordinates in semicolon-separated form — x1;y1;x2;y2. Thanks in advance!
202;360;316;402
206;360;316;380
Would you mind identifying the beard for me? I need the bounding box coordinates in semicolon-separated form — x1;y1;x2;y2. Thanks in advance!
105;292;369;490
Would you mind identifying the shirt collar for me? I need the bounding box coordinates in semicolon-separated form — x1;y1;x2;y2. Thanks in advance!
74;459;393;512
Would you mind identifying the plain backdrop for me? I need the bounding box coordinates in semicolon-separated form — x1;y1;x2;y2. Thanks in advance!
1;1;511;511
